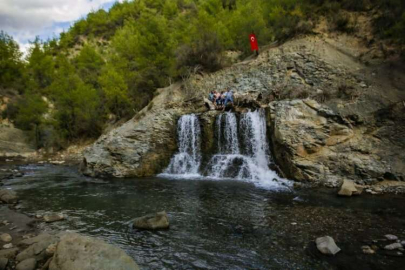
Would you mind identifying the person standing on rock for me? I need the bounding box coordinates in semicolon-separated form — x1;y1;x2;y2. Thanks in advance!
224;88;234;108
215;91;222;109
208;91;215;102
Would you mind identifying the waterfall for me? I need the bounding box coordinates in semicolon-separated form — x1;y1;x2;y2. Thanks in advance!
217;112;240;154
240;109;271;169
163;114;201;176
161;110;289;189
206;109;277;183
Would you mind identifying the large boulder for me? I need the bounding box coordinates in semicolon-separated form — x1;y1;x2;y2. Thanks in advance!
0;125;36;158
132;211;170;230
49;233;139;270
268;99;399;186
80;84;204;178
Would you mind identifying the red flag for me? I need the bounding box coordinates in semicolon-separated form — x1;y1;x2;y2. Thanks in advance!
249;33;259;51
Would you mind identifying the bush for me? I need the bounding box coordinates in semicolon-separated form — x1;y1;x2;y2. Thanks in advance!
328;12;355;33
176;32;224;74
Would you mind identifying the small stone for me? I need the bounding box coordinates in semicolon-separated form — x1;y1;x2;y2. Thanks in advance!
0;258;8;270
0;233;12;242
15;258;36;270
132;211;169;230
45;243;57;256
401;241;405;246
384;243;402;250
2;243;13;249
373;187;383;192
385;234;398;240
43;213;65;223
291;222;297;225
316;236;341;255
22;234;35;240
361;245;375;254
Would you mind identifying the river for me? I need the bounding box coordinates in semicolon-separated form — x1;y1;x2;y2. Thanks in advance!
2;163;405;269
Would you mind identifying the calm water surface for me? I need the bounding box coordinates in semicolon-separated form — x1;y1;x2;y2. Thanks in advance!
3;164;405;269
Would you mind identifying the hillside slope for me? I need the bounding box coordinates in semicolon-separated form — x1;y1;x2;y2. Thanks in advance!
81;33;405;188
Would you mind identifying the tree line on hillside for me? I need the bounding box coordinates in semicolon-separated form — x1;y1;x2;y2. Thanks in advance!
0;0;404;150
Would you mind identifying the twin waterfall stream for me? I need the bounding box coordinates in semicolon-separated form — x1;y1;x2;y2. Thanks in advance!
161;109;289;189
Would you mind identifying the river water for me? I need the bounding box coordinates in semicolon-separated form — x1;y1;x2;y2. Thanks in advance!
3;164;405;269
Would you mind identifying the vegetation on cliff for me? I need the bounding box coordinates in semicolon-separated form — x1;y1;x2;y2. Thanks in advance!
0;0;404;150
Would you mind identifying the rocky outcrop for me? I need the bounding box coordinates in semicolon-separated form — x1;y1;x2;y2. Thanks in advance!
49;233;139;270
43;213;65;223
81;35;405;184
0;126;35;158
268;99;404;186
81;83;205;178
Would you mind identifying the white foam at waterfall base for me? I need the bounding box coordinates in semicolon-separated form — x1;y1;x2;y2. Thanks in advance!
160;111;291;190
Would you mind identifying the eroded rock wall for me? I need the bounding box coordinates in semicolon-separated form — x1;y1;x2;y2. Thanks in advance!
268;99;404;186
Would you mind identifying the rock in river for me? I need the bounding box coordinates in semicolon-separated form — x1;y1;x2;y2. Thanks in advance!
384;243;403;250
338;179;362;196
0;189;18;204
385;234;398;240
0;233;12;243
43;213;65;223
49;232;139;270
132;211;169;230
316;236;341;255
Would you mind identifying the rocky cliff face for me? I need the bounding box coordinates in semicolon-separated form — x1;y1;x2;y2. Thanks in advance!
81;83;206;177
267;99;404;187
81;35;405;186
0;97;36;158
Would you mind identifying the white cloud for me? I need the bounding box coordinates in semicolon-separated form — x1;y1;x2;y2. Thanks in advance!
0;0;120;55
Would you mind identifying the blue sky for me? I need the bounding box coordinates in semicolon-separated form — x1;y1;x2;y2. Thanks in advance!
0;0;122;55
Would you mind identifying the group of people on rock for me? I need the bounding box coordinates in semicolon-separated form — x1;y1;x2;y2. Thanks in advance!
208;88;234;110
